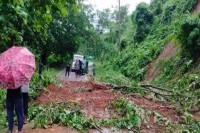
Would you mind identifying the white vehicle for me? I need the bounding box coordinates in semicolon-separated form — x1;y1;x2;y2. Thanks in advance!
71;54;84;71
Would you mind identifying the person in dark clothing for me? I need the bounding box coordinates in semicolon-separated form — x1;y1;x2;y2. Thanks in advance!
6;87;23;133
92;63;96;77
78;60;84;75
21;83;29;124
85;61;89;74
65;63;71;77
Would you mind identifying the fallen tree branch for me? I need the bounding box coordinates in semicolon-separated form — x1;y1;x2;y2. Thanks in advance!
188;108;200;113
140;84;193;99
90;123;102;133
112;85;129;90
104;83;131;90
139;87;174;97
140;84;173;93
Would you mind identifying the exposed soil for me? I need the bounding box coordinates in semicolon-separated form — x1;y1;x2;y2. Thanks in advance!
145;42;178;82
38;78;114;119
144;0;200;82
28;2;200;132
36;76;180;132
128;94;179;121
193;0;200;14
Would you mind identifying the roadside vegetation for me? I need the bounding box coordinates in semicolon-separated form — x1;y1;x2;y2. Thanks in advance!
88;0;200;131
1;0;200;132
95;62;131;85
0;68;60;131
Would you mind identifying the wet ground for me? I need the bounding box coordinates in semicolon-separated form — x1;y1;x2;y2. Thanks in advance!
2;125;132;133
56;70;89;82
36;70;180;133
2;68;181;133
56;61;94;82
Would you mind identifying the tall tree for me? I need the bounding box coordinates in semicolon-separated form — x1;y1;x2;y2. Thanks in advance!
132;3;153;43
113;5;129;50
0;0;78;65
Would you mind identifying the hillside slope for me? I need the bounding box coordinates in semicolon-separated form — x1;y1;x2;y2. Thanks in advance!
145;42;178;82
193;0;200;13
144;0;200;82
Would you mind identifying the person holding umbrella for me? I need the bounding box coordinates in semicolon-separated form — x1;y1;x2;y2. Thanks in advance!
21;82;29;124
6;87;24;133
0;46;36;133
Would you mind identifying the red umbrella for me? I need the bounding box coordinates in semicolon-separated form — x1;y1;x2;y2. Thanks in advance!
0;46;36;89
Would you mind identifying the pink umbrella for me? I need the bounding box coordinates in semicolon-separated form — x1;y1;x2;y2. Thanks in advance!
0;46;36;89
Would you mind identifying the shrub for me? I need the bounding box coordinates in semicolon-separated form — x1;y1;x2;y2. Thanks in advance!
177;14;200;60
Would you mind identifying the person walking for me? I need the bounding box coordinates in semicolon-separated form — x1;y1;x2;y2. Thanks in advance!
65;63;71;77
92;63;96;77
21;83;29;124
74;60;79;78
78;59;84;75
6;87;24;133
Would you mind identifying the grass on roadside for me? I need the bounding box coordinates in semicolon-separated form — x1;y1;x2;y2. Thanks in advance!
95;62;131;85
0;67;61;130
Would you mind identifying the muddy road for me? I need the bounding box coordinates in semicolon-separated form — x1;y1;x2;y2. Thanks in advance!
3;68;181;133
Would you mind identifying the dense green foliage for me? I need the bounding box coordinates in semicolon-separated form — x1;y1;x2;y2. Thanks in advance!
83;0;200;130
177;14;200;59
0;90;6;130
0;68;59;131
133;3;153;43
1;0;200;131
90;0;197;82
0;0;98;67
29;102;95;131
95;62;131;85
109;97;140;129
28;97;140;131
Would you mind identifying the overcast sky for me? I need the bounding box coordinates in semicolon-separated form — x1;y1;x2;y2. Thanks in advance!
84;0;151;13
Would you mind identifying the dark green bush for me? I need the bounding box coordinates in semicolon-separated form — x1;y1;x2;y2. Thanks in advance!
177;14;200;60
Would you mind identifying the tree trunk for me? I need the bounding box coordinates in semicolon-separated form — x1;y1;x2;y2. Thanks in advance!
41;45;47;65
8;35;15;47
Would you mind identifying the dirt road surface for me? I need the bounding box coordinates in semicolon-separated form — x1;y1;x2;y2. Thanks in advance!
56;61;94;82
56;69;89;82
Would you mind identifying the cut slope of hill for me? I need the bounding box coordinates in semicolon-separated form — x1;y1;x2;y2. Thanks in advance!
144;0;200;82
193;0;200;13
145;42;178;82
